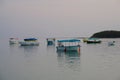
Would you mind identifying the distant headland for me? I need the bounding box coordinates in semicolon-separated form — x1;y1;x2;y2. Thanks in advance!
91;30;120;38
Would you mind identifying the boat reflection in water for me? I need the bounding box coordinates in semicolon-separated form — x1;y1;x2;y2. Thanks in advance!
19;46;39;58
57;51;81;71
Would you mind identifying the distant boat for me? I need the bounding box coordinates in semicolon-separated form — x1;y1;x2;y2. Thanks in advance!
86;38;101;44
9;38;19;44
83;38;88;42
19;38;39;46
108;41;115;46
46;38;55;45
56;39;81;52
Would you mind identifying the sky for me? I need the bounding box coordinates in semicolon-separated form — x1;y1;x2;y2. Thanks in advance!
0;0;120;38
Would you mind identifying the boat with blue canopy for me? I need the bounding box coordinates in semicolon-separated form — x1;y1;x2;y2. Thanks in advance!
56;39;81;52
19;38;39;46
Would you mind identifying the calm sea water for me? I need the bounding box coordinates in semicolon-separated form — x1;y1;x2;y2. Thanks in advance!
0;38;120;80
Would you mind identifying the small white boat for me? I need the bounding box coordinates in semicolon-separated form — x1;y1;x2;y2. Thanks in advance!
46;38;55;45
19;38;39;46
9;38;19;44
56;39;81;52
108;41;115;46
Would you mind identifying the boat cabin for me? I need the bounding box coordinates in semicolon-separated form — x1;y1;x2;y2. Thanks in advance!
56;39;81;52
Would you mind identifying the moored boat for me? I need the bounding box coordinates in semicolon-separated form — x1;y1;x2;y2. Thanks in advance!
19;38;39;46
56;39;81;52
86;38;101;44
83;38;88;42
46;38;55;45
9;38;19;44
108;41;115;46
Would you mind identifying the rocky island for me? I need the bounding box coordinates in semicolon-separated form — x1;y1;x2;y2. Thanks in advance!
91;30;120;38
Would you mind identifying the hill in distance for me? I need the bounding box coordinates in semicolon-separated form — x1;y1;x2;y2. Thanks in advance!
91;30;120;38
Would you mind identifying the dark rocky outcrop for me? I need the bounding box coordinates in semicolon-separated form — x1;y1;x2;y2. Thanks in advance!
91;30;120;38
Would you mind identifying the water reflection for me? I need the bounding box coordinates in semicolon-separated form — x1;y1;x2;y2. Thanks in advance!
57;51;80;71
46;45;55;53
9;44;19;53
19;46;39;57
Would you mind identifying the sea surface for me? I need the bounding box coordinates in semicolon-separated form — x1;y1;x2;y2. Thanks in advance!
0;38;120;80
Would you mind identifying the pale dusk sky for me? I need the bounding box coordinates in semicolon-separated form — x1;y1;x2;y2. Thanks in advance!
0;0;120;38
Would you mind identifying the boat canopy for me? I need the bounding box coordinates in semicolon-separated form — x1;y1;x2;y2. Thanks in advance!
57;39;80;42
24;38;37;41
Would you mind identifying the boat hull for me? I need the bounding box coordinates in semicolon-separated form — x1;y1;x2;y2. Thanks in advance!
19;42;39;46
47;41;55;45
56;46;80;52
87;41;101;44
